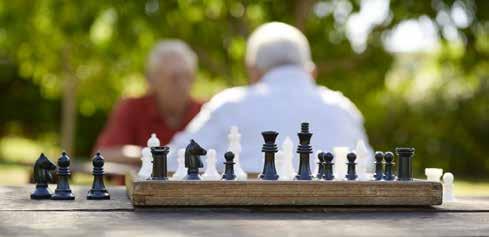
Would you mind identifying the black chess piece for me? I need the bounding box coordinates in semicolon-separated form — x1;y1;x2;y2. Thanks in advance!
151;146;170;180
323;152;335;180
316;152;326;179
396;147;415;181
183;140;207;180
222;151;237;181
87;152;110;200
383;151;396;181
295;122;314;180
51;152;75;200
373;151;384;181
345;152;358;181
259;131;279;180
31;153;56;200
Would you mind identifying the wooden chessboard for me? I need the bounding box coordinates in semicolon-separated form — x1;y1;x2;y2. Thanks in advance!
126;172;442;206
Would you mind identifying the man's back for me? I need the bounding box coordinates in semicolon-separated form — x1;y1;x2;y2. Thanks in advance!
170;66;371;172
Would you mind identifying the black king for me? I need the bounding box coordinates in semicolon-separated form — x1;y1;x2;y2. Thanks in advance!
295;122;314;180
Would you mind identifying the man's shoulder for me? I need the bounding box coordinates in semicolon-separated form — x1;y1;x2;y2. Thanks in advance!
317;86;364;123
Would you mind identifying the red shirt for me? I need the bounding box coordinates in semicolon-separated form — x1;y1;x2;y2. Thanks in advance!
95;94;203;148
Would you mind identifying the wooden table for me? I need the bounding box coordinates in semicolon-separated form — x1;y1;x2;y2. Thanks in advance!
1;185;489;236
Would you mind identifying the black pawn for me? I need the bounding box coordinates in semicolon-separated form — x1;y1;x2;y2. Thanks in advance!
51;152;74;200
151;146;170;180
373;151;384;181
222;151;237;181
396;147;415;181
383;151;396;181
295;122;314;180
259;131;279;180
87;152;110;200
345;152;358;181
322;152;335;180
316;152;326;179
31;153;56;200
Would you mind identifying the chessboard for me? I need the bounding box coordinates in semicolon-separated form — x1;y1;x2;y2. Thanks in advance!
125;171;442;207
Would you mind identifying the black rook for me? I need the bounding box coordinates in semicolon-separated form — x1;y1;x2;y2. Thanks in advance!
151;146;170;180
396;147;415;181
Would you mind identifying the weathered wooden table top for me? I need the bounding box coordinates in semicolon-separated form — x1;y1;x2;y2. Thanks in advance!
1;185;489;236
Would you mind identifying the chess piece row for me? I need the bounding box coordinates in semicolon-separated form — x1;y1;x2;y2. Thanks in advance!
30;152;110;200
425;168;455;202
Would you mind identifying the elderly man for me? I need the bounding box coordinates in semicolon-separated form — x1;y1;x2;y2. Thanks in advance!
95;40;202;164
169;22;372;172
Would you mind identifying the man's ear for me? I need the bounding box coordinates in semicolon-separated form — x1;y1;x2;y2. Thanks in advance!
309;64;317;80
247;65;263;85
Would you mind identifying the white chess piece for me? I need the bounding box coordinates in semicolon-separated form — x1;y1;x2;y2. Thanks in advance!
355;140;370;181
443;172;456;202
137;133;161;179
228;126;248;180
276;150;286;180
138;147;153;179
282;136;296;180
171;149;187;180
312;149;323;178
333;147;349;180
202;149;221;180
425;168;443;182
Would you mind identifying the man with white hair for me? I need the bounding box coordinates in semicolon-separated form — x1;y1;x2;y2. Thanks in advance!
169;22;372;173
95;40;203;164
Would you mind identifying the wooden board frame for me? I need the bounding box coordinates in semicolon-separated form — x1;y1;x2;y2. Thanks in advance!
126;172;442;206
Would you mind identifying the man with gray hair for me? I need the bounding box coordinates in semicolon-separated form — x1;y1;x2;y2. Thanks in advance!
95;40;203;165
170;22;372;173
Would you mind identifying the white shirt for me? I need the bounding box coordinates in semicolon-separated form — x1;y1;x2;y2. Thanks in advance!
168;65;372;172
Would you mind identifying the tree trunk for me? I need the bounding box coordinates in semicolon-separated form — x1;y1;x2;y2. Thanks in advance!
295;0;316;31
60;48;77;155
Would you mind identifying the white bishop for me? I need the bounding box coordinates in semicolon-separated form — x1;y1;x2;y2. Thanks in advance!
138;133;160;179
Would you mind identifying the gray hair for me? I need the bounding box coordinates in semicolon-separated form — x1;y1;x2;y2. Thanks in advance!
147;40;198;74
246;22;313;72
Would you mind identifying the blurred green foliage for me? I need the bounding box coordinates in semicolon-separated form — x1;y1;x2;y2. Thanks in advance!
0;0;488;178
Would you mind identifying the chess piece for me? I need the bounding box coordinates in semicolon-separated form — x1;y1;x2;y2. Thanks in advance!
138;148;153;179
383;151;396;181
373;151;384;181
228;126;247;180
312;150;322;179
51;152;75;200
295;122;313;180
355;140;370;181
425;168;443;182
333;147;349;180
396;147;415;181
202;149;221;180
183;139;207;180
222;151;237;180
171;149;186;180
323;152;335;180
316;152;326;179
31;153;57;200
281;136;296;180
151;146;170;180
275;150;287;180
148;133;161;147
259;131;279;180
443;172;455;202
87;152;110;200
345;152;358;180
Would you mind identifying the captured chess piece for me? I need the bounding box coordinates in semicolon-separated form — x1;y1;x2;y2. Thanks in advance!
425;168;443;182
51;152;75;200
222;151;237;181
259;131;279;180
373;151;384;181
316;152;326;179
295;122;314;180
202;149;221;181
323;152;335;180
31;153;57;200
383;151;396;181
183;139;207;180
396;147;415;181
87;152;110;200
443;172;455;202
345;152;358;181
151;146;170;180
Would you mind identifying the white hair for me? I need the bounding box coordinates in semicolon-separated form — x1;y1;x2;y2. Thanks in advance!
147;40;197;74
246;22;313;72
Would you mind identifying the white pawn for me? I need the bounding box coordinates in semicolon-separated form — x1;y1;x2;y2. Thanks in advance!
202;149;221;180
355;140;370;181
333;147;349;180
425;168;443;182
138;147;153;179
228;126;247;180
443;172;456;202
281;136;296;180
171;149;187;180
147;133;160;147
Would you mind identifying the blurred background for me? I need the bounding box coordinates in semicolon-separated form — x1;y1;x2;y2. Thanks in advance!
0;0;487;193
